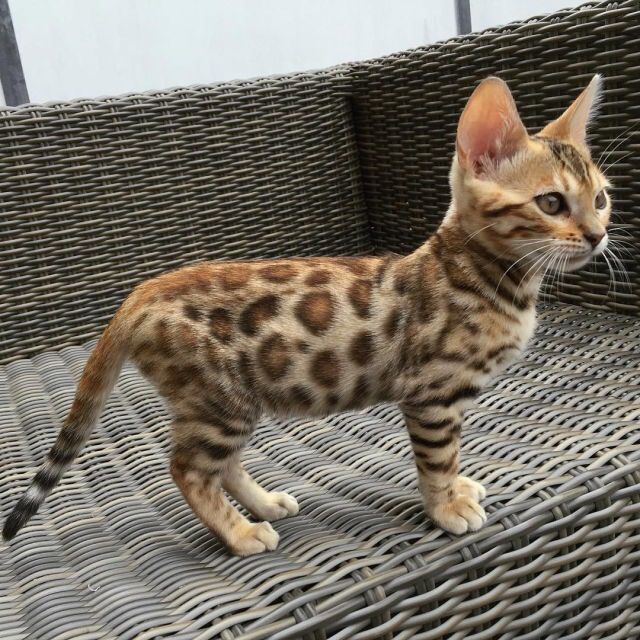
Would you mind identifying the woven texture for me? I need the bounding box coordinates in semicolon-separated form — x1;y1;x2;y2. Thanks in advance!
2;1;640;639
1;304;639;639
0;72;370;363
2;2;640;366
351;0;640;315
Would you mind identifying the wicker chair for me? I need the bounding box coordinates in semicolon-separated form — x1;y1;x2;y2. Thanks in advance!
1;1;639;638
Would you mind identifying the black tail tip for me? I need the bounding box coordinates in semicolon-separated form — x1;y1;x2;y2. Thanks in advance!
2;515;21;541
3;499;40;542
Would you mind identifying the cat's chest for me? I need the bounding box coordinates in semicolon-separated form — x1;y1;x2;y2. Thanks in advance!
403;306;537;388
424;305;537;376
474;307;537;375
514;307;537;348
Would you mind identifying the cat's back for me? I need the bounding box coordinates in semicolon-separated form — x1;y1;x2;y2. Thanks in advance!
128;255;392;328
123;255;405;416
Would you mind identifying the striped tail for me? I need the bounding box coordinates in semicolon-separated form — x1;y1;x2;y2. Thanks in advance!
3;312;130;541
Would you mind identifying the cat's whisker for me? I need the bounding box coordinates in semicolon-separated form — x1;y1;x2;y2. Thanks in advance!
539;254;556;305
596;124;637;172
608;229;635;242
464;222;500;245
554;251;568;296
597;125;634;162
604;151;633;173
510;239;555;246
540;248;557;276
607;233;635;244
494;243;556;299
484;239;552;271
556;254;570;297
608;244;635;256
608;212;628;225
610;207;632;215
526;254;548;303
604;246;631;289
608;219;634;229
607;240;634;258
549;255;563;301
538;250;561;304
608;230;635;240
544;251;561;299
608;235;635;245
522;249;550;283
605;245;630;298
513;247;555;304
601;251;617;300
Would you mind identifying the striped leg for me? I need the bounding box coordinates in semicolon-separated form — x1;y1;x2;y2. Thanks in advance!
170;418;279;556
401;402;487;535
223;461;299;521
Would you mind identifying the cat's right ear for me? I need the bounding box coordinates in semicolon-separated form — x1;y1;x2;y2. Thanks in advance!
538;74;602;146
456;77;528;176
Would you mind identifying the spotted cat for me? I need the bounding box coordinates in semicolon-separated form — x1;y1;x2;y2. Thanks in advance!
3;76;611;555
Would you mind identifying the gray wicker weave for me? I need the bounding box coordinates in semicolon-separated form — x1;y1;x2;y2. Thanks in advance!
1;1;639;638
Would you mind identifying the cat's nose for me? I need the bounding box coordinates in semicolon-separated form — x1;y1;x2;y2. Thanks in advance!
584;231;605;248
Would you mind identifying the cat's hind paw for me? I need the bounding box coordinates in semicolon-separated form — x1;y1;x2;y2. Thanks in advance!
228;522;280;556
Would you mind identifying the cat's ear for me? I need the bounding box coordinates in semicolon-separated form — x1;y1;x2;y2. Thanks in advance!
456;76;528;175
539;74;602;146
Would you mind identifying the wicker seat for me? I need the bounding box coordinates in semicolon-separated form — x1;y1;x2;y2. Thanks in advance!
1;1;639;638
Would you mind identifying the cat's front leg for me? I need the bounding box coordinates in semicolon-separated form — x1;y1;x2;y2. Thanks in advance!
400;399;487;535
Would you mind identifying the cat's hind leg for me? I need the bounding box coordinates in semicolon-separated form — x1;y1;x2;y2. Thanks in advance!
223;461;299;522
170;417;279;556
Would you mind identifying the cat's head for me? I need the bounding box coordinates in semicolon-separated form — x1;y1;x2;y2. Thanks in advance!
450;75;610;273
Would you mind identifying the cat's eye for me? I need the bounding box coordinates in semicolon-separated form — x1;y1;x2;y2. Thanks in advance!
595;190;607;210
535;192;566;215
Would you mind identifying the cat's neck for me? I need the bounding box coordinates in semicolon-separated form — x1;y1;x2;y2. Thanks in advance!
408;218;545;306
448;220;544;294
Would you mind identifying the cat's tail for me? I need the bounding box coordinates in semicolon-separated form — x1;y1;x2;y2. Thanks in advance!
2;308;131;541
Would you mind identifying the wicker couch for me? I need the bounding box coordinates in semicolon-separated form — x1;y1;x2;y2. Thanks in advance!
1;1;639;638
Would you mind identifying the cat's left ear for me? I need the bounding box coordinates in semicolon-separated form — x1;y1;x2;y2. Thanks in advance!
456;76;528;175
539;74;602;146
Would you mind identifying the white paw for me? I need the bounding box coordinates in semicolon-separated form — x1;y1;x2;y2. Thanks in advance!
454;476;487;502
257;491;299;522
229;522;280;556
428;494;487;535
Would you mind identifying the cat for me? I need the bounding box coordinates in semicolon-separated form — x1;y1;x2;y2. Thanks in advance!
3;75;611;555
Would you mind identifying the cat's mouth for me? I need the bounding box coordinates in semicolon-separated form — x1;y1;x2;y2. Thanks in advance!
560;237;608;272
561;252;594;272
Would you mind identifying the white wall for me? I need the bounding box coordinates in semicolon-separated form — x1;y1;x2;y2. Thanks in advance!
6;0;589;105
470;0;585;32
9;0;457;103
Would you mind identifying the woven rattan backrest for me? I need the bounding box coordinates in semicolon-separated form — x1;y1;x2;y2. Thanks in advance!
0;72;371;362
351;0;640;315
1;1;638;365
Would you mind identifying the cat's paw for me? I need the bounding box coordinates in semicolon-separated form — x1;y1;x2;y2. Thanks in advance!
428;494;487;535
229;521;280;556
454;476;487;502
254;491;299;522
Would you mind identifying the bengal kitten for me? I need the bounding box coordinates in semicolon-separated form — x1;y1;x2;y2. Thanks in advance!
4;76;611;555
